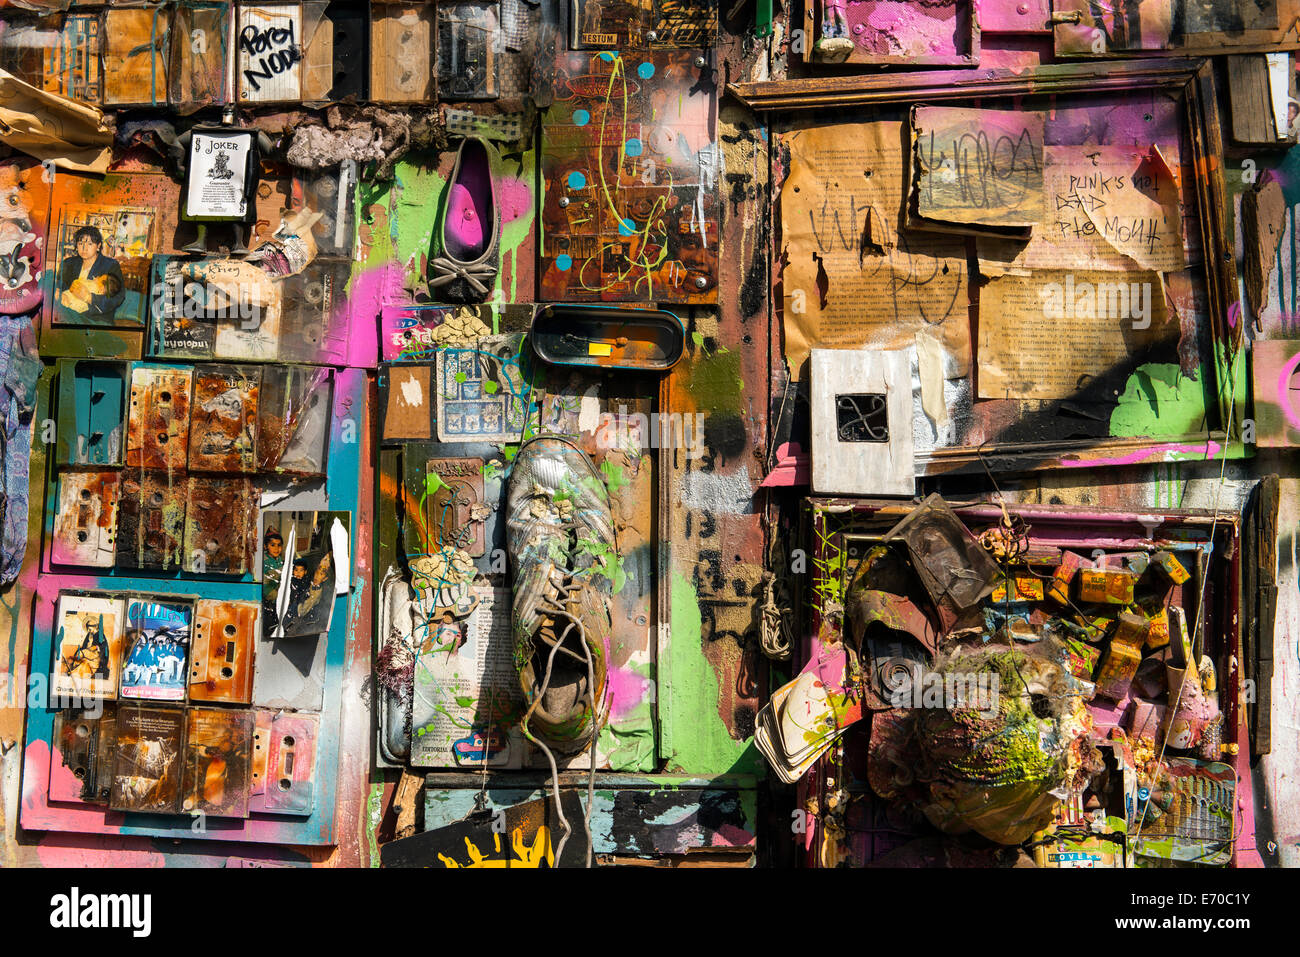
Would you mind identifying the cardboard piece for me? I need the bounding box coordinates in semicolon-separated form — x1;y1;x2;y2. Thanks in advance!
976;269;1170;400
810;347;914;497
912;106;1046;229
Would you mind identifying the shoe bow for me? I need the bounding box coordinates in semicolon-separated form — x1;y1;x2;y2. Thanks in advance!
427;256;497;296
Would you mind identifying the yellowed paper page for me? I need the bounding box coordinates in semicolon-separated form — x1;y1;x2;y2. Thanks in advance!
979;146;1185;274
977;269;1170;400
780;120;970;379
913;106;1046;228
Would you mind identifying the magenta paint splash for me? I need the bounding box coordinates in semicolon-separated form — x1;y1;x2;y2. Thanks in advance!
1061;441;1223;468
606;665;651;721
497;176;533;224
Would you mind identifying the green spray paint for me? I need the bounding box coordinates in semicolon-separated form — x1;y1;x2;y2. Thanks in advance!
1108;363;1207;439
365;783;384;867
685;345;745;416
663;571;761;775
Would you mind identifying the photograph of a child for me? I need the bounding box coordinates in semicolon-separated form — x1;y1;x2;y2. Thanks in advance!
53;206;154;326
57;225;125;319
262;510;350;639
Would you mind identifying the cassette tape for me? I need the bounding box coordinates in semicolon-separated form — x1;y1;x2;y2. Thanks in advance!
249;709;319;816
126;366;192;472
102;6;169;106
110;704;185;814
169;0;230;111
369;2;436;103
50;705;116;804
184;477;257;574
52;593;125;702
189;598;258;704
187;365;260;473
51;471;120;567
277;264;345;363
116;471;187;570
183;707;254;819
257;365;332;475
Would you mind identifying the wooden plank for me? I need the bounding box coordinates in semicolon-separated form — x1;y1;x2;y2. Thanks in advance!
1252;475;1279;756
1228;55;1280;145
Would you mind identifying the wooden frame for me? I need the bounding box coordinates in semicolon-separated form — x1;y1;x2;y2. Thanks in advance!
731;58;1245;475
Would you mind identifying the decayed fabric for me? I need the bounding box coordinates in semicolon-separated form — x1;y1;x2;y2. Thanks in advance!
0;69;114;173
0;313;39;583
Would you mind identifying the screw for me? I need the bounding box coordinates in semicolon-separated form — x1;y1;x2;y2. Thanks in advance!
1017;2;1028;12
694;276;707;288
647;30;657;41
694;56;706;68
558;197;569;207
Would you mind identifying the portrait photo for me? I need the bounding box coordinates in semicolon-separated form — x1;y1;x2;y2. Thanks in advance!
53;205;154;326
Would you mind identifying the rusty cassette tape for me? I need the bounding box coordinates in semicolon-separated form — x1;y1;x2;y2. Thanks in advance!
184;476;257;574
116;471;187;570
52;471;120;567
189;598;258;705
182;707;255;819
187;364;260;473
249;709;319;815
257;365;332;475
50;705;116;805
126;366;192;472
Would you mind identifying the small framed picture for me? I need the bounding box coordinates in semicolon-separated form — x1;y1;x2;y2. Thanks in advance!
52;205;154;327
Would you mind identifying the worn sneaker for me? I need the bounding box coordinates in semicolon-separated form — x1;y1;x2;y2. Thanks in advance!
506;437;617;754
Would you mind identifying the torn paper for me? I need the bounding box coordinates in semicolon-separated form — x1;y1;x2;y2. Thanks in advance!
978;146;1186;274
0;68;112;173
780;120;970;379
912;106;1045;228
977;269;1170;400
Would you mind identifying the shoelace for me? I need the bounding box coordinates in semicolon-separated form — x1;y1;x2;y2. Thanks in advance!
520;577;600;868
